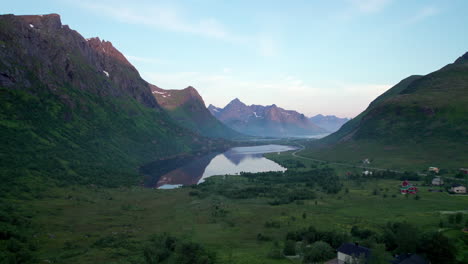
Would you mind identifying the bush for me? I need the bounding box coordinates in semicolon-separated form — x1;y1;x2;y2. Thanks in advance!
302;241;335;263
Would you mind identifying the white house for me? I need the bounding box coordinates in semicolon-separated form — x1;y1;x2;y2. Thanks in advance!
450;184;466;194
337;243;370;264
431;177;443;186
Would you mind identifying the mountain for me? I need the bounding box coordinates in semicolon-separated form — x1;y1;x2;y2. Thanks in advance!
309;114;350;132
208;98;327;137
150;85;242;139
304;53;468;169
0;14;226;189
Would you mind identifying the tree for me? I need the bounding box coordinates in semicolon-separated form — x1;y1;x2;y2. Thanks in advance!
302;241;335;263
171;241;216;264
143;234;176;264
419;232;456;264
369;243;392;264
283;240;296;256
455;212;463;224
394;223;419;254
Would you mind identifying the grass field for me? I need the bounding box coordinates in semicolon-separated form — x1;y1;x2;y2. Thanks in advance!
25;164;467;263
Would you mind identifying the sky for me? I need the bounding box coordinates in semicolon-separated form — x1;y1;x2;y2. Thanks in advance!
3;0;468;117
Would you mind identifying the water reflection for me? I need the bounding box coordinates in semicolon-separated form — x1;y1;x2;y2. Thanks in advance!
141;145;297;189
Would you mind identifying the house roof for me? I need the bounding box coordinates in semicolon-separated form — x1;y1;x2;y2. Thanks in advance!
337;243;370;258
392;254;428;264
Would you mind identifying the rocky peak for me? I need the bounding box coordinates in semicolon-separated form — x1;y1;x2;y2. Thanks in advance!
87;37;132;66
16;13;62;31
227;98;246;107
454;51;468;64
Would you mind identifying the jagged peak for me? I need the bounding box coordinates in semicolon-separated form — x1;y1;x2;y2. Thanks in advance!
87;37;132;66
227;98;245;106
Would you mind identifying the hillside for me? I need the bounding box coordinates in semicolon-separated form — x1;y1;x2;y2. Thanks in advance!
209;98;326;137
309;114;350;132
150;85;242;139
0;14;225;190
303;54;468;169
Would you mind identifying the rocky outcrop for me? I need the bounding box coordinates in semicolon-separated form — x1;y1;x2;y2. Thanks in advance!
0;14;158;108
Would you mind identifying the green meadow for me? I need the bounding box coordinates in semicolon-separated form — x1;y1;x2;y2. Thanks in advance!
19;154;467;263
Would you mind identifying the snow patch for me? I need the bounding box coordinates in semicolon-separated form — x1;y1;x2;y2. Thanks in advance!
103;70;109;77
152;91;166;95
252;111;262;118
212;108;219;112
29;24;34;28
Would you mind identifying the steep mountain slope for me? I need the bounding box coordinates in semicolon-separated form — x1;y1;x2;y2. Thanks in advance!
0;14;224;190
150;85;242;139
309;114;350;132
304;54;468;169
209;98;327;137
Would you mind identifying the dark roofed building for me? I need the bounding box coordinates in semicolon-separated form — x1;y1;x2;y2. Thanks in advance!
337;243;370;263
392;253;429;264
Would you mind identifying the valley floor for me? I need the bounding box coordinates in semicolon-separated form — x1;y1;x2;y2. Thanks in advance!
23;156;467;263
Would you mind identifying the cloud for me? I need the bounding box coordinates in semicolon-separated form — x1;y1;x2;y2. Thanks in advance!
72;0;245;43
347;0;392;13
404;6;439;25
70;0;282;56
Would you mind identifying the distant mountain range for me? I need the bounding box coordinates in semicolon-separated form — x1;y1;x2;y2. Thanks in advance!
150;85;241;139
208;98;326;137
309;114;350;133
305;52;468;169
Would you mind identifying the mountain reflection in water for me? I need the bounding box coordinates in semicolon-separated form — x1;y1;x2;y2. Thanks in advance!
141;145;297;189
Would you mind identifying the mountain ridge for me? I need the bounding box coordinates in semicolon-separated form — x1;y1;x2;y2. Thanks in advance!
304;53;468;169
209;98;327;137
150;85;242;139
309;114;350;133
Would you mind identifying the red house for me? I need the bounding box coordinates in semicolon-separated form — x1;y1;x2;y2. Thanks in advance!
400;180;418;194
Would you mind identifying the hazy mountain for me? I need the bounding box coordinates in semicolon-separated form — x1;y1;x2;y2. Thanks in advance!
304;53;468;168
309;114;350;132
150;85;242;139
0;14;226;188
208;98;327;137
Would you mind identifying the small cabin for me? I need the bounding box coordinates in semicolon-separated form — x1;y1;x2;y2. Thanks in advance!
459;168;468;175
362;170;373;176
449;184;466;194
400;180;418;194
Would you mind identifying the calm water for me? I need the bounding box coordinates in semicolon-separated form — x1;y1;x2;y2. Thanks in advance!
141;144;297;189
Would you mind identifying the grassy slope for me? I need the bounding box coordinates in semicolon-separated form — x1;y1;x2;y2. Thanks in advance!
304;57;468;170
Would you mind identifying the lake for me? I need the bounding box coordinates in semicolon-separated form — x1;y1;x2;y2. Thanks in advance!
141;144;297;189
